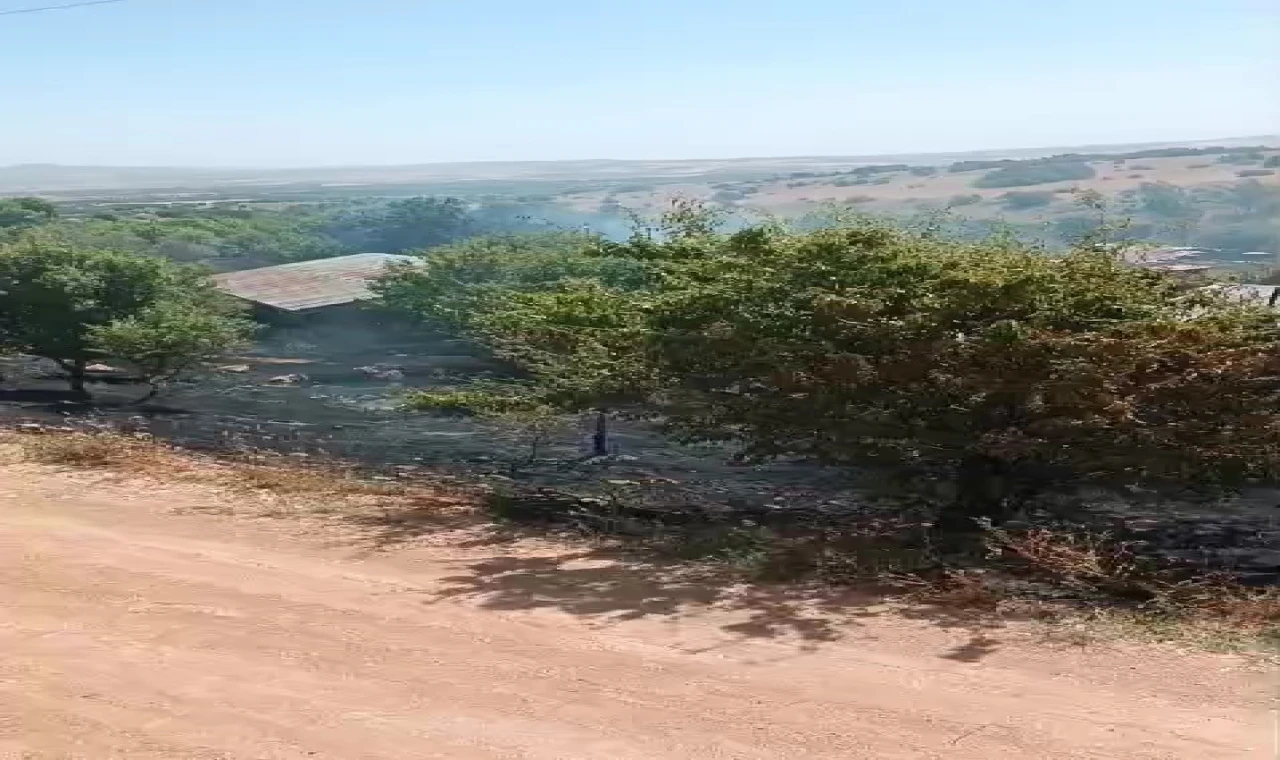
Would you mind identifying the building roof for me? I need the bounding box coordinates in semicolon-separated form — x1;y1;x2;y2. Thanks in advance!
213;253;416;312
1202;283;1280;308
1137;263;1213;273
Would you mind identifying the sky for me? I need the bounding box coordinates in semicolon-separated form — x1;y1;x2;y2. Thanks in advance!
0;0;1276;167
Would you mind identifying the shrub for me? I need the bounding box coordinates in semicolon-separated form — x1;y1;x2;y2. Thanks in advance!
851;163;908;177
1000;190;1055;209
1217;151;1265;165
974;162;1096;188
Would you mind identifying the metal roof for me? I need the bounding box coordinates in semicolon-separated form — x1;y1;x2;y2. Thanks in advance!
1137;263;1213;274
213;253;416;312
1202;283;1280;308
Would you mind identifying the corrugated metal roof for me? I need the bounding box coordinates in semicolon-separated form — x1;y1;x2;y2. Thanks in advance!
213;253;416;312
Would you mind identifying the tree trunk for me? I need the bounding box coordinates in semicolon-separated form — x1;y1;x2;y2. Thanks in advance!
65;358;89;398
933;454;1016;536
591;410;610;457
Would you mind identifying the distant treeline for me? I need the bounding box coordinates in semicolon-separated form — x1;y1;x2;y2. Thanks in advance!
948;145;1273;174
0;195;633;271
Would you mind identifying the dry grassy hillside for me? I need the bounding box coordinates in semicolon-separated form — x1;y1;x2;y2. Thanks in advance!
561;150;1280;221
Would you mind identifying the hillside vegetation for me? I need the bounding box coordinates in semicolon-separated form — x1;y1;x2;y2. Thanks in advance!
563;144;1280;258
4;176;1280;646
381;207;1280;533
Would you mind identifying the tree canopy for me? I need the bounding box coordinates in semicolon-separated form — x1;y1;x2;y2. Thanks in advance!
88;301;255;400
384;208;1280;531
358;197;476;253
375;230;651;334
0;196;58;229
0;234;253;396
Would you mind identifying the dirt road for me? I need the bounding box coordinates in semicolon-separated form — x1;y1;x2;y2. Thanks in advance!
0;464;1271;759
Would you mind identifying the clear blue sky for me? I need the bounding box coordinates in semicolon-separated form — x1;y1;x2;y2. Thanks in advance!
1;0;1276;166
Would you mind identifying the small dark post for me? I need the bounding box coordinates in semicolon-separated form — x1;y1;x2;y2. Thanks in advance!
591;410;609;457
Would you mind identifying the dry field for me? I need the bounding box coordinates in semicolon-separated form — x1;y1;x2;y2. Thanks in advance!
561;150;1280;219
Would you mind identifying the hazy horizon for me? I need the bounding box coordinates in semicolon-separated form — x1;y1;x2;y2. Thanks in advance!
1;0;1276;167
3;132;1276;173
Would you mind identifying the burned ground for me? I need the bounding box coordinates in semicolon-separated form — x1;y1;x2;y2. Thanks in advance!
2;316;1277;583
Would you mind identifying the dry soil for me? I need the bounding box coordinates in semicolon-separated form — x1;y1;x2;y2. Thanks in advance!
0;463;1273;759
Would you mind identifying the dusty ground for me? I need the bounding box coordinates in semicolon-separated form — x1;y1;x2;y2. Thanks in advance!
1;463;1273;759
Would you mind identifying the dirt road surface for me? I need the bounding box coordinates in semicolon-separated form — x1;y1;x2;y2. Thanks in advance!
1;463;1272;759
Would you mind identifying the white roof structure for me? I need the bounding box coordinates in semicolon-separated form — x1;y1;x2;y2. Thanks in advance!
1202;283;1280;308
213;253;416;312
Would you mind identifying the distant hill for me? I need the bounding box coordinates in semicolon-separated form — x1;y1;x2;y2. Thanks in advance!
4;135;1277;196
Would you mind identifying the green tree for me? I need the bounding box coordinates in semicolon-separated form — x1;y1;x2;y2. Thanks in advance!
404;385;569;468
0;235;251;396
89;302;255;401
0;196;58;229
1000;191;1054;209
1129;183;1204;245
1220;180;1280;217
362;196;474;253
440;210;1280;534
377;230;655;455
1135;182;1197;220
1193;219;1280;253
375;231;649;332
48;214;348;265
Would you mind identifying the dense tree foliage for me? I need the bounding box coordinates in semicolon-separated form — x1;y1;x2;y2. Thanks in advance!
355;197;476;253
375;231;650;333
88;301;255;400
388;208;1280;532
49;214;349;265
0;196;57;229
377;229;657;455
0;234;252;396
0;195;618;270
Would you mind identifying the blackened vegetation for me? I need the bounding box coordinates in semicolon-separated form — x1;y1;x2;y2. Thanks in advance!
487;481;1280;587
3;333;1278;599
